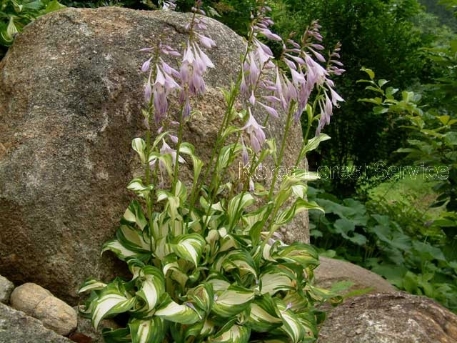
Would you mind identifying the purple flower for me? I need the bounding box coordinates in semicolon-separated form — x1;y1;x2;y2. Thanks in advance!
242;109;266;153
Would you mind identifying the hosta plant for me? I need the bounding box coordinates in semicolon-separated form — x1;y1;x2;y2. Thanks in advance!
79;1;344;342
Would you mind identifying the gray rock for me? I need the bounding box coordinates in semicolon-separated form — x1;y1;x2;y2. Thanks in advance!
315;257;396;295
10;283;77;336
318;292;457;343
0;275;14;304
0;302;73;343
0;7;308;304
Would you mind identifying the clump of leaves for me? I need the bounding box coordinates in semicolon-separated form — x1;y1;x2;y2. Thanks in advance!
79;1;344;342
0;0;65;48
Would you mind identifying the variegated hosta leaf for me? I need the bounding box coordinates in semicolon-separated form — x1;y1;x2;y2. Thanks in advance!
259;267;293;295
209;324;250;343
212;286;255;317
277;301;305;343
162;255;189;289
132;138;148;164
300;133;331;156
207;276;230;292
101;327;131;343
227;193;255;228
102;238;138;261
282;291;309;313
90;282;135;329
187;283;214;312
274;198;324;227
274;243;319;268
129;317;166;343
122;200;148;231
117;224;151;254
127;178;153;196
172;233;205;267
154;296;200;324
247;295;282;332
219;250;258;278
154;236;172;260
217;143;243;172
79;279;107;293
135;266;165;312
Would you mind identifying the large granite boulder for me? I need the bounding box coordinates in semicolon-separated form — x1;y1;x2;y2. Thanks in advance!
0;7;307;304
318;292;457;343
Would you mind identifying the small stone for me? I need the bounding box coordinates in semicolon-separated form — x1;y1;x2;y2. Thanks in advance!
10;283;77;336
35;295;78;336
0;274;14;304
10;283;51;313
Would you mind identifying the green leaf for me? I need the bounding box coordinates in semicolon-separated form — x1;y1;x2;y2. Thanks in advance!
129;317;166;343
300;134;331;156
361;67;375;80
378;79;388;87
43;0;65;13
155;296;200;324
373;106;388;114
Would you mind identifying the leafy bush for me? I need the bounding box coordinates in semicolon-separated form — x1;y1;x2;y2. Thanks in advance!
309;186;457;313
79;2;343;342
0;0;64;48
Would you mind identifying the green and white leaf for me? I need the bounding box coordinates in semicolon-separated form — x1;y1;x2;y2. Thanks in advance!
209;324;250;343
122;200;148;231
155;297;200;324
132;138;148;164
91;284;135;329
212;286;255;317
227;193;255;227
277;302;305;343
135;266;165;312
172;233;205;267
248;296;282;332
129;317;165;343
102;238;138;260
79;279;107;293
